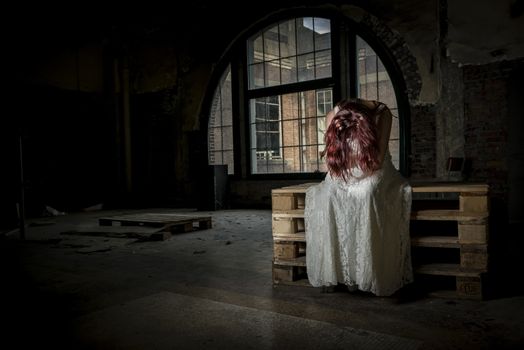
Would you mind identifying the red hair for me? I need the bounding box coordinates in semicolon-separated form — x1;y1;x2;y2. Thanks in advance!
321;99;379;180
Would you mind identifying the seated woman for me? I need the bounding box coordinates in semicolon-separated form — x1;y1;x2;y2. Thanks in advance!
304;98;413;296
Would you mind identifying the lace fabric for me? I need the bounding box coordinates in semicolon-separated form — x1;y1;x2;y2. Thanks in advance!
305;152;413;296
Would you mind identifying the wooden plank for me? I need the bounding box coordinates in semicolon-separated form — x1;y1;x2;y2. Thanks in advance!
272;217;298;234
198;218;213;229
272;265;295;282
411;182;488;194
98;214;211;225
272;210;305;218
272;194;297;211
273;278;312;287
426;289;481;300
460;244;488;270
98;214;212;236
458;224;488;244
272;182;488;194
273;242;299;259
414;263;483;277
411;210;488;222
411;236;460;248
272;263;310;286
456;276;483;299
460;195;489;212
273;232;306;242
273;256;307;267
271;183;319;194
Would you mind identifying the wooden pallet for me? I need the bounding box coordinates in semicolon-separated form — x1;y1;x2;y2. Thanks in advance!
98;213;212;240
271;182;490;299
272;184;315;287
410;182;489;299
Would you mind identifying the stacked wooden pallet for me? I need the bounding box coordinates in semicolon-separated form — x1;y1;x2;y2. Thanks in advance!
271;182;490;299
410;182;489;299
271;183;312;286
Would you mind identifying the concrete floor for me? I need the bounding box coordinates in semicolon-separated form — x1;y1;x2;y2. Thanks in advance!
1;208;523;349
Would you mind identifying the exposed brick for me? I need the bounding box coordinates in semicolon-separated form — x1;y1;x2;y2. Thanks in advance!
463;58;524;199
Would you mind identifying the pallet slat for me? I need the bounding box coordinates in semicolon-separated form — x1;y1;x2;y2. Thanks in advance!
411;210;488;222
273;232;306;242
273;256;307;267
98;213;212;238
411;182;488;194
411;236;459;248
414;263;484;277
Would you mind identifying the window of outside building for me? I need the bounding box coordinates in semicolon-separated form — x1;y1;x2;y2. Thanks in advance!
247;17;332;174
356;37;400;167
207;16;403;175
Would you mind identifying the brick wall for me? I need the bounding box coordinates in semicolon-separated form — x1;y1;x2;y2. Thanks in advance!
463;59;523;199
410;104;437;179
361;13;422;103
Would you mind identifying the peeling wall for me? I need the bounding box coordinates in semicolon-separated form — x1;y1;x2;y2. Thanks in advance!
448;0;524;65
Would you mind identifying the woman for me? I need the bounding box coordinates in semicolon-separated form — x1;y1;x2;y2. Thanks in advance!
304;98;413;296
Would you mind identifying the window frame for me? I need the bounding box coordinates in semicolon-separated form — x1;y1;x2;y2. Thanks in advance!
203;9;410;180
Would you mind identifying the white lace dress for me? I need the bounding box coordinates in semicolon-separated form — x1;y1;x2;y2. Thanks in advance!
304;151;413;296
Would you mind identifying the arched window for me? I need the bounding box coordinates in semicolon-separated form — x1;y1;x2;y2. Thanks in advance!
208;15;406;177
208;65;234;174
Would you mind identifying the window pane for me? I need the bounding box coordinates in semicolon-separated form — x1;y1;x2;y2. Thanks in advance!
250;95;282;170
283;146;300;173
249;63;265;89
297;18;314;54
249;88;332;174
365;55;377;74
248;33;264;64
209;127;222;150
220;77;233;124
378;79;397;109
357;36;400;170
264;25;280;60
266;159;284;173
265;60;281;86
302;116;319;145
279;20;296;57
223;151;234;174
281;119;299;147
210;151;223;165
297;53;315;82
316;89;333;116
247;17;331;90
250;149;259;173
314;18;331;50
317;115;327;145
315;49;332;79
222;126;233;150
255;99;266;120
302;145;319;172
281;56;297;84
268;104;280;120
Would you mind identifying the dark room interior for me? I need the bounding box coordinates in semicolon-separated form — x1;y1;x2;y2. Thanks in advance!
2;1;524;349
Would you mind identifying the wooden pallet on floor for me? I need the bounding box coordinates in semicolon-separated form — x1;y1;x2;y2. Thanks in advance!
271;181;491;299
410;182;490;299
271;184;317;286
98;213;212;240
